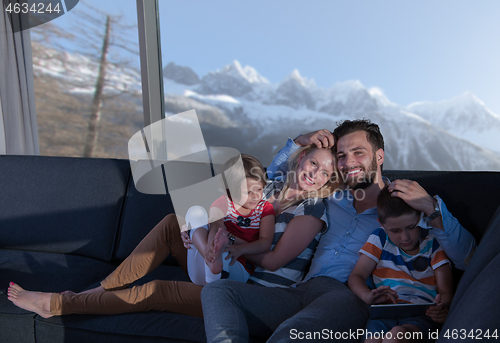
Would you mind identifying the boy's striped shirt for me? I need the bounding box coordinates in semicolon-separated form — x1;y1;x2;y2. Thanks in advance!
360;228;450;304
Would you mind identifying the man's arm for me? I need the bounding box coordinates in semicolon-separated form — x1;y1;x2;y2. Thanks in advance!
388;180;476;270
266;138;300;180
430;197;476;270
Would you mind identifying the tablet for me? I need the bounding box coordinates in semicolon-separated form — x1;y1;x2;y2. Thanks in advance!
370;303;436;320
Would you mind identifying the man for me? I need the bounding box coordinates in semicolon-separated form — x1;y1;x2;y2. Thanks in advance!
201;119;476;342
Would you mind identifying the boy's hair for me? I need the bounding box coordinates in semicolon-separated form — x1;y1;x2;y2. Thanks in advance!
218;153;266;201
333;119;384;167
377;186;420;224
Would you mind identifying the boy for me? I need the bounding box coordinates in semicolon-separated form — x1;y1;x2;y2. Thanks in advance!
348;186;454;343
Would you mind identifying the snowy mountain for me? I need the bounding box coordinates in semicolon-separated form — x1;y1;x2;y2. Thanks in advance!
32;43;142;96
163;61;500;170
408;92;500;155
32;46;500;170
317;81;378;117
195;60;270;98
266;70;316;110
163;62;200;86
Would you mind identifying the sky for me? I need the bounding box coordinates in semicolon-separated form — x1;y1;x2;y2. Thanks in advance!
50;0;500;115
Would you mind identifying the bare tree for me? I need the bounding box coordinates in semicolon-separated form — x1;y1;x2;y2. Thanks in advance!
83;15;110;157
31;1;141;158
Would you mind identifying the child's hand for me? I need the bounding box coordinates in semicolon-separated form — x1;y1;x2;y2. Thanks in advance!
365;286;398;305
180;227;192;249
224;245;245;266
426;294;449;323
205;240;217;263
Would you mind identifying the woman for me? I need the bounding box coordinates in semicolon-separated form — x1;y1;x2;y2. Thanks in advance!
7;145;339;319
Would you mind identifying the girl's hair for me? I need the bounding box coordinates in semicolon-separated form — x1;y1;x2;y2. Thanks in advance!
218;153;266;201
277;145;340;211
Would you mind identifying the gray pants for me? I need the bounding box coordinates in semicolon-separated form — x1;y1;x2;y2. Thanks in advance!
201;277;370;343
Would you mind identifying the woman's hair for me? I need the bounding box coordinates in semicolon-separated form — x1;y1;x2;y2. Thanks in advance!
277;145;340;211
218;153;266;201
377;185;420;224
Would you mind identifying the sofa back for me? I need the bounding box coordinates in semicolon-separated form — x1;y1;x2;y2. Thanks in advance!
0;155;130;262
114;176;175;261
2;155;499;266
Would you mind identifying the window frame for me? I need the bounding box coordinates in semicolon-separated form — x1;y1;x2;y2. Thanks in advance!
136;0;165;127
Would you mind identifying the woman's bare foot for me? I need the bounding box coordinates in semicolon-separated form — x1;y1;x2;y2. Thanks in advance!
61;285;105;295
7;283;53;318
206;228;230;274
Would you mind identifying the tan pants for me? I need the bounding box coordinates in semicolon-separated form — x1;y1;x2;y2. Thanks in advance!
50;214;204;318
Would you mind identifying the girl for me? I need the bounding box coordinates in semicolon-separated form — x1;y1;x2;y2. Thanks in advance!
186;154;275;286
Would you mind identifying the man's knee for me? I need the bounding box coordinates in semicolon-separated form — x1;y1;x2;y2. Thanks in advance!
268;289;369;343
201;280;238;304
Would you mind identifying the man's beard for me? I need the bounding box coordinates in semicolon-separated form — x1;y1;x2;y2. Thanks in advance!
344;155;378;190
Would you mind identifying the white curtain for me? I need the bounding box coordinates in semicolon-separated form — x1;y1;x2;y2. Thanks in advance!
0;0;39;155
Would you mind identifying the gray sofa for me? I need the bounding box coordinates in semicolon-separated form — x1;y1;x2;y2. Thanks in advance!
1;155;499;342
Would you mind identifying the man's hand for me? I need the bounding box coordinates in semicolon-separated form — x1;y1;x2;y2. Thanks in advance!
388;179;436;216
363;286;399;305
426;294;449;323
294;129;335;149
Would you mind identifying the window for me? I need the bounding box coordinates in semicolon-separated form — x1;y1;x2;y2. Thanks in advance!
32;0;143;159
156;1;500;171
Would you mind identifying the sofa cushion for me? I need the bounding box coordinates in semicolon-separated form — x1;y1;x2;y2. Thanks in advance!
0;249;116;343
446;205;500;311
437;252;500;341
0;155;130;261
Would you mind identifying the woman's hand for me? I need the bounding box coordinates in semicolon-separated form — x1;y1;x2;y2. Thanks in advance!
205;240;217;263
180;225;192;249
224;244;245;266
364;286;398;305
